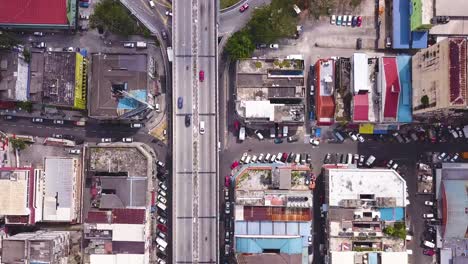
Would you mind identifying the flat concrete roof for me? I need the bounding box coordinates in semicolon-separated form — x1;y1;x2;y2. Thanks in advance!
89;53;147;119
435;0;468;16
327;168;406;207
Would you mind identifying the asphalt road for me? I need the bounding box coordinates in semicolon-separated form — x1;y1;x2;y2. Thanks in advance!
172;0;218;262
218;0;271;36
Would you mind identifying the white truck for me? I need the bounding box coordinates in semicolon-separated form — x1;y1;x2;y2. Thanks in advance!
463;125;468;139
166;47;173;62
239;127;246;141
136;41;147;48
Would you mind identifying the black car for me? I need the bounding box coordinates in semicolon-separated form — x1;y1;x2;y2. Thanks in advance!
287;152;294;163
157;251;167;259
63;135;76;140
161;30;168;40
185;114;191;127
158;209;168;218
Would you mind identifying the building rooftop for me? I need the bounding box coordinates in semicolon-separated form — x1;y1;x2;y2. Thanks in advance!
0;0;68;26
43;157;79;222
396;55;412;123
392;0;411;49
89;53;148;119
88;147;148;176
0;51;29;102
0;168;30;216
327;168;406;207
316;59;336;123
435;0;468;16
318;59;334;96
382;57;400;121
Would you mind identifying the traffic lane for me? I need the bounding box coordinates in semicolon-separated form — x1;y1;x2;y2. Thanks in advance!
174;2;193;56
218;0;271;35
174;174;194;262
198;0;216;56
198;60;216;115
358;141;468;159
198;172;217;262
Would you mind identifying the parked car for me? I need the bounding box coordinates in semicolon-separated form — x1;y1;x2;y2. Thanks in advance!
33;32;44;36
165;10;173;16
423;249;435;256
32;42;46;48
437;152;448;160
159;182;168;191
357;16;362;27
79;14;89;20
101;138;111;143
225;175;230;187
351;16;357;27
423;213;434;219
63;47;74;52
185;114;191;127
287;135;298;142
225;202;231;214
239;3;249;12
269;43;279;49
157;216;167;225
337;15;342;26
158;195;167;204
123;42;135;48
156;160;165;168
69;149;81;155
450;153;460;162
330;15;336;24
53;119;64;125
130;123;143;128
356;133;365;142
122;137;133;143
157;224;168;232
348;132;358;141
424;201;434;206
258;153;265;162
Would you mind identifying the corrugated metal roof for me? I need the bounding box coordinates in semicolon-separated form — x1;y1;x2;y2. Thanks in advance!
441;180;468;238
353;93;369;121
112;209;145;224
235;237;303;254
396;56;413;123
392;0;411;49
412;31;428;49
86;211;109;224
383;57;400;119
0;0;68;25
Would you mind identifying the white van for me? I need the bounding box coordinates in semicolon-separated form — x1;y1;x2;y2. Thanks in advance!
239;126;246;141
294;154;300;164
254;130;264;140
148;0;155;8
157;202;167;211
245;155;252;164
199;121;205;134
156;237;168;248
365;155;376;167
283;126;288;137
265;153;271;162
423;240;435;248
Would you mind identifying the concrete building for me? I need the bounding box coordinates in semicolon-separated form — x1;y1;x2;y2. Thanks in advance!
315;58;336;125
392;0;428;49
235;58;305;127
1;230;70;264
89;53;150;120
412;38;468;120
323;167;409;264
231;163;313;263
430;0;468;36
434;163;468;264
0;51;29;102
0;167;36;225
0;0;77;30
82;145;154;264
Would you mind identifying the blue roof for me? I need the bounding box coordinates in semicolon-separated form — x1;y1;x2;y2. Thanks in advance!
396;55;413;122
235;237;303;254
412;31;428;48
379;208;405;221
368;252;378;264
392;0;410;49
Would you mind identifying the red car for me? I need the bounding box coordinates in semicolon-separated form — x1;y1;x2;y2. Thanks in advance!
357;16;362;27
157;224;168;233
231;161;239;169
225;175;231;187
199;70;204;82
239;3;249;12
423;249;435;256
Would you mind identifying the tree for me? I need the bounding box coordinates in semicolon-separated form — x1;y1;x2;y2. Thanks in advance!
16;101;33;113
9;138;27;151
246;0;297;44
0;32;20;50
90;0;138;36
383;222;406;240
421;95;429;107
22;49;31;63
225;30;255;60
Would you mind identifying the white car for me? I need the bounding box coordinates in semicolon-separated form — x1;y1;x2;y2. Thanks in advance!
101;138;111;143
423;213;434;219
450;153;460;162
348;132;358;141
240;152;248;163
158;189;167;197
356;133;365;142
157;216;167;224
130;123;143;128
424;201;434;206
123;42;135;48
69;149;81;155
156;244;165;252
122;137;133;143
251;155;258;163
63;47;74;52
309;138;319;146
330;15;336;24
437;152;447;160
156;160;165;168
269;43;279;49
159;182;168;191
165;10;173;16
158;195;167;204
33;32;44;36
53;119;64;125
32;118;43;123
258;153;265;162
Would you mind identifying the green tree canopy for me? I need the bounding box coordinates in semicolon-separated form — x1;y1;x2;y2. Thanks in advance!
0;32;20;50
90;0;138;36
225;30;255;60
9;137;27;150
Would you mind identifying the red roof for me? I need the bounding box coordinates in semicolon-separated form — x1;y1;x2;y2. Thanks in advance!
0;0;68;25
112;209;145;224
317;96;335;119
353;93;369;121
243;206;312;221
383;57;400;119
86;211;109;224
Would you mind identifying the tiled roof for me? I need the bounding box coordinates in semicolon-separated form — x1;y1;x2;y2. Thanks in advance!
353;93;369;121
383;57;400;119
448;38;467;105
112;209;145;224
86;211;109;224
0;0;68;25
243;206;312;222
318;96;335;119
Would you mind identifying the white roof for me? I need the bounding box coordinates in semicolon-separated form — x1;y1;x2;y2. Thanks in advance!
95;223;145;242
352;53;368;94
327;168;406;207
0;170;29;216
380;252;408;263
243;101;275;120
90;254;145;264
330;251;355;264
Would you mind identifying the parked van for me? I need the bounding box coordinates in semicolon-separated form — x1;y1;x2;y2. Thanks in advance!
423;240;435;249
294;154;300;164
283;126;289;137
156;238;168;248
334;131;345;142
149;0;155;8
365;155;376;167
157;202;167;211
245;155;252;164
254;130;264;140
